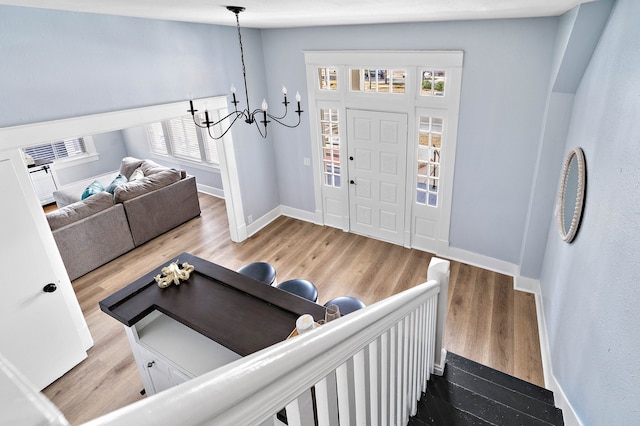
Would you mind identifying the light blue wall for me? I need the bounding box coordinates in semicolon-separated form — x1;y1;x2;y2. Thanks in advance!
539;0;640;423
519;0;614;278
0;5;280;224
261;18;557;264
53;130;127;186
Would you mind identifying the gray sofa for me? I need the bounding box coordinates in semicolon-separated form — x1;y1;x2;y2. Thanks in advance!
46;157;201;280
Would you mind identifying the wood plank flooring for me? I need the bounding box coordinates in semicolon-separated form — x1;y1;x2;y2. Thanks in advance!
43;193;543;425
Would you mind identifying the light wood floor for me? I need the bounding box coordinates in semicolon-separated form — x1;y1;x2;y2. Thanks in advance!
43;193;543;425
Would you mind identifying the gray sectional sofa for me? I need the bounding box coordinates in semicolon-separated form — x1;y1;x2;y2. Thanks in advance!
46;157;201;280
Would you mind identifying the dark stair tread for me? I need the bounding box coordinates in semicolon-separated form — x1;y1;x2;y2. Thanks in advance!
427;375;558;426
410;392;494;426
443;364;563;425
447;352;555;405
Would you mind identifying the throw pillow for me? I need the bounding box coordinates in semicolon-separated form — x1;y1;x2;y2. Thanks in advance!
119;157;144;180
105;174;128;194
129;167;144;181
81;180;105;200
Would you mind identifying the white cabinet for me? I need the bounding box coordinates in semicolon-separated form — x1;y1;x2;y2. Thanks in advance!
28;164;57;205
125;311;241;396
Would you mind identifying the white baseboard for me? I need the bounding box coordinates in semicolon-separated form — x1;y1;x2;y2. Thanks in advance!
197;184;224;199
516;275;582;426
246;206;281;237
280;205;322;224
446;247;518;276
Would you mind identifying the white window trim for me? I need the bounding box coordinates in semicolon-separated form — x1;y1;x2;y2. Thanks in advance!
304;50;463;255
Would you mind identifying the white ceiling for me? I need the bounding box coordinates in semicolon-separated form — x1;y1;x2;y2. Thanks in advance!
0;0;593;28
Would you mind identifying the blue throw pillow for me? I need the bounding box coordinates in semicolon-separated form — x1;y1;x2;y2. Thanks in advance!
81;180;105;200
105;174;128;194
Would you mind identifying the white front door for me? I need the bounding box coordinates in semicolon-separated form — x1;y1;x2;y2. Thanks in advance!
0;152;88;390
347;109;408;245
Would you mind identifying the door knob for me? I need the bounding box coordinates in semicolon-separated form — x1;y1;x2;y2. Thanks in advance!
349;156;354;161
43;283;57;293
350;180;357;185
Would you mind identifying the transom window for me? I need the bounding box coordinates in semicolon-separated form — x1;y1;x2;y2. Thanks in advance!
320;108;341;187
416;116;443;206
421;70;446;97
147;115;218;165
318;67;337;91
349;68;406;94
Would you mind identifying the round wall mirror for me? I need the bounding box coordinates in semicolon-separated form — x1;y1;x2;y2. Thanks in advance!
557;147;586;243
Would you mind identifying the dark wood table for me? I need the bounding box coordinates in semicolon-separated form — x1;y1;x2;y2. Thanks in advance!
100;252;326;356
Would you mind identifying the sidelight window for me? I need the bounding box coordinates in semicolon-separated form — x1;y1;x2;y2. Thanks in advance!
416;116;443;206
320;108;341;187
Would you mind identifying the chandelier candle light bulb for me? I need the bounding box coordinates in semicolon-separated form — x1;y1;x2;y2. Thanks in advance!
187;6;303;139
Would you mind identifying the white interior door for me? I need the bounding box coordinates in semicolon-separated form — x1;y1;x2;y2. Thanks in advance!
0;152;88;390
347;109;408;245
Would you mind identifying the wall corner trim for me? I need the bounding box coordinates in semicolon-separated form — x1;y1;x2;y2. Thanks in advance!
516;275;583;426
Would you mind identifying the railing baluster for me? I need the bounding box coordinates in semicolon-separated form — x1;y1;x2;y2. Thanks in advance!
285;388;314;426
381;330;389;425
409;309;418;416
336;361;351;426
396;320;404;426
354;348;367;425
389;325;397;425
402;316;410;425
315;373;339;426
368;339;379;426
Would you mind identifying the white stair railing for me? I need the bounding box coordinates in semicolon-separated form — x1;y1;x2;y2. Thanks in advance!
85;258;450;426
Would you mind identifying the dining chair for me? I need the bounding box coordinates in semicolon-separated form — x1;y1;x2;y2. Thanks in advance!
276;279;318;302
237;262;277;286
323;296;366;315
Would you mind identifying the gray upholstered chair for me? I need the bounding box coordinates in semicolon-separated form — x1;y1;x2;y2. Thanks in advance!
237;262;277;286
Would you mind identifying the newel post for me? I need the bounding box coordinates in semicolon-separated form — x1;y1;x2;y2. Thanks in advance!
427;257;450;376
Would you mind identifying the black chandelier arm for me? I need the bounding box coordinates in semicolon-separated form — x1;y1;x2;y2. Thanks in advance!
194;109;244;130
252;117;268;138
206;110;246;140
267;111;303;129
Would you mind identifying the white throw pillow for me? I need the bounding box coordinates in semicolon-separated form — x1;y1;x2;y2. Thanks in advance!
129;167;144;181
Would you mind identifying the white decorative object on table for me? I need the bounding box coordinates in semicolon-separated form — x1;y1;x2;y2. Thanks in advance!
154;260;195;288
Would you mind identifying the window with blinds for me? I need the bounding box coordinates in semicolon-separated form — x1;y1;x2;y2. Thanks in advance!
147;114;219;166
22;138;87;162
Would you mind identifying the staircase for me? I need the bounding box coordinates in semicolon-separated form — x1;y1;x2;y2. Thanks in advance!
410;352;564;425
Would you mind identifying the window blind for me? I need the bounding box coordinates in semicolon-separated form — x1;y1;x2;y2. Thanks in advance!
166;117;202;162
23;138;87;162
147;122;168;155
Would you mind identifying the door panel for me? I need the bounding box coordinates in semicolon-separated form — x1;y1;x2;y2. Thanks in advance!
0;153;87;390
347;110;408;245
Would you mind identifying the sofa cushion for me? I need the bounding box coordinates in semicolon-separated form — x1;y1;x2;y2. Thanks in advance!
105;174;128;194
140;159;170;176
47;191;115;231
113;169;182;203
119;157;145;180
81;180;105;200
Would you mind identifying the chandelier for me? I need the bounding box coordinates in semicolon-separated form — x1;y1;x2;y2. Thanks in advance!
188;6;304;139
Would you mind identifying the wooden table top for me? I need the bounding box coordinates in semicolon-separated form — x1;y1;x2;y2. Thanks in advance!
99;252;326;356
